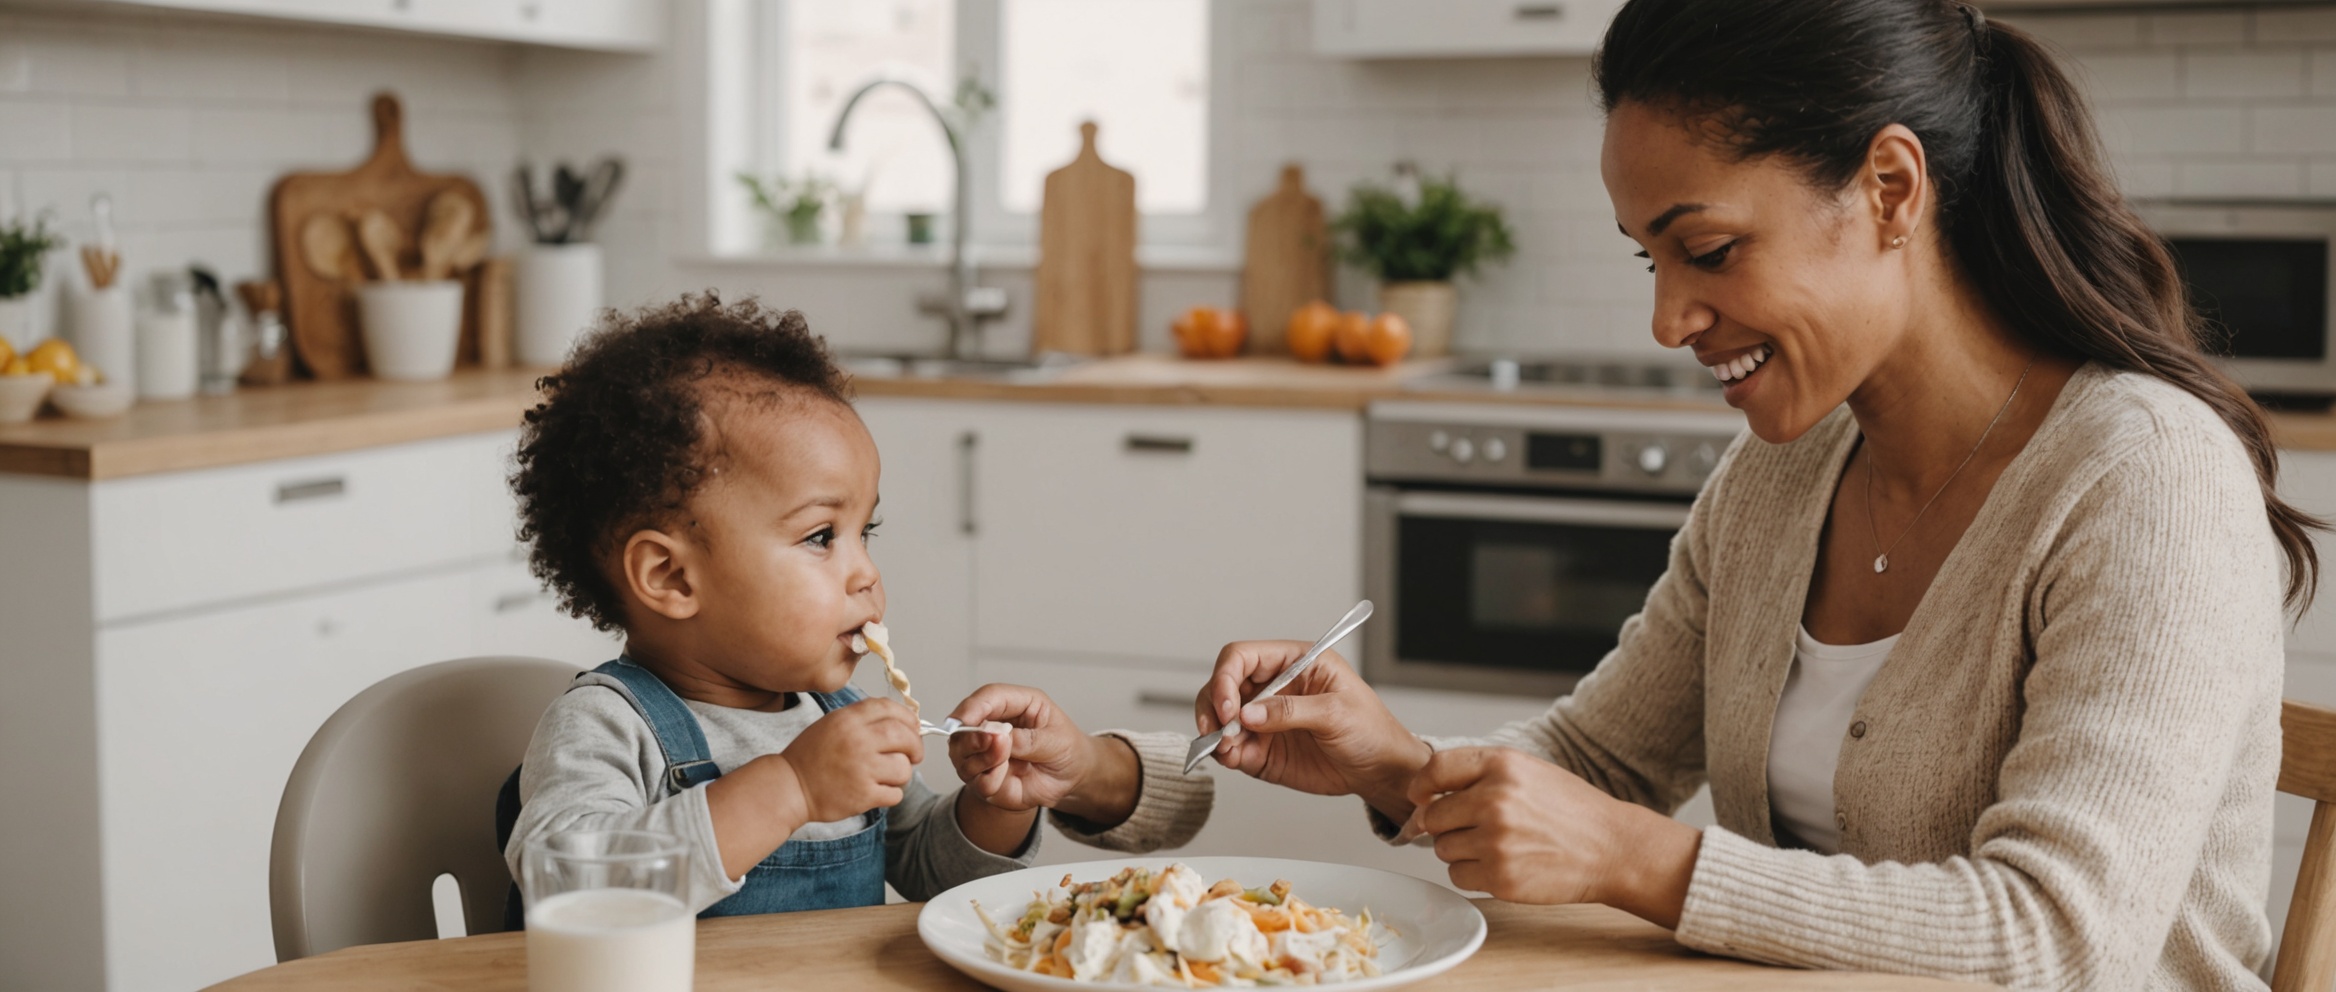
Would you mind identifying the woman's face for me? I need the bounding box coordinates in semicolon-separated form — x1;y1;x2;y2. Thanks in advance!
1602;100;1916;443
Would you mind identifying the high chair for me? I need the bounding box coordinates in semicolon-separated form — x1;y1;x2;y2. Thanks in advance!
268;655;579;961
2277;698;2336;992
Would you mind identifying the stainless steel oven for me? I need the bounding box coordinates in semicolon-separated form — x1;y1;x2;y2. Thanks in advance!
1363;401;1744;697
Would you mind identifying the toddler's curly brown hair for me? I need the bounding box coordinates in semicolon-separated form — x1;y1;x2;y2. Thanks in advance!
510;293;851;632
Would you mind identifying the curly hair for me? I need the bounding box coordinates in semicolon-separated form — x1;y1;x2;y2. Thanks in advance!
510;293;853;632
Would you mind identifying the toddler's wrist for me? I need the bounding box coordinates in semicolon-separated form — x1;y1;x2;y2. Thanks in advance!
756;753;815;832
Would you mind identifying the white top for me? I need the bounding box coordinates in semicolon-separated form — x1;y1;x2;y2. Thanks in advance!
1766;624;1899;853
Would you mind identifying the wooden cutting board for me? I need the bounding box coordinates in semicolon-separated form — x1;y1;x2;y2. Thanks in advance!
1240;164;1331;354
269;93;490;379
1033;121;1138;355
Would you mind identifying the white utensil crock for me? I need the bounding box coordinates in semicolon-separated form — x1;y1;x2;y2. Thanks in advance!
516;243;602;367
136;306;198;400
0;296;33;353
65;285;134;385
358;280;464;382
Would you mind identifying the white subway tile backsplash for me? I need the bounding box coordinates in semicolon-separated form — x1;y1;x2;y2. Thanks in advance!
2314;52;2336;97
2308;160;2336;197
2098;105;2245;155
2184;51;2306;100
2176;160;2304;198
2112;160;2179;199
2256;7;2336;45
132;37;290;103
2145;11;2249;47
0;101;72;163
0;42;32;95
2251;105;2336;154
20;33;131;98
1998;13;2144;51
2074;53;2182;104
69;104;192;163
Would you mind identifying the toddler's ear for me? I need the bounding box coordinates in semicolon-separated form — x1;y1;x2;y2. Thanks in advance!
620;528;700;621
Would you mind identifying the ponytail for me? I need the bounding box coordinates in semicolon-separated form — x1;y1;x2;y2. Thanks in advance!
1596;0;2323;610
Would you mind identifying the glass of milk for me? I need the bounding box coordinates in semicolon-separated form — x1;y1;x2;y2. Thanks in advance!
522;829;694;992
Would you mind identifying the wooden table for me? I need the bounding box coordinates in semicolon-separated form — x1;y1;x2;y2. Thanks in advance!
204;900;1991;990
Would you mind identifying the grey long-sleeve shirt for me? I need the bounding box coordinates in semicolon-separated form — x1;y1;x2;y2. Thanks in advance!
504;673;1220;914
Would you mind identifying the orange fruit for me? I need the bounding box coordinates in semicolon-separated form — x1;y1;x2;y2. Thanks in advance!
0;336;14;370
2;356;31;376
25;339;81;384
1360;312;1413;367
1284;301;1339;363
1173;306;1247;359
1333;310;1372;364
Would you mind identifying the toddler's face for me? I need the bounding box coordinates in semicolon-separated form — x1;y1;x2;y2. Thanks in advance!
680;394;885;695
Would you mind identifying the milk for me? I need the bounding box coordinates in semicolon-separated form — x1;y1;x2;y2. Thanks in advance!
526;888;695;992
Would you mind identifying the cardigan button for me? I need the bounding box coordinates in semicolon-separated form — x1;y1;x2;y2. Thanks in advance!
1850;720;1868;739
1835;810;1849;831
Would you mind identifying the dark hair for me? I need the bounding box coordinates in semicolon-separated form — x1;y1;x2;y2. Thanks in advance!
510;293;853;631
1595;0;2322;609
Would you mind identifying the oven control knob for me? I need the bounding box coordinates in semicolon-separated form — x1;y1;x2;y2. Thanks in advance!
1429;430;1450;453
1690;442;1720;476
1449;437;1476;464
1483;437;1508;462
1636;442;1669;476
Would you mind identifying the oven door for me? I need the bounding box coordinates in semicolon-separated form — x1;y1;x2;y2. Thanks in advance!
1364;486;1689;697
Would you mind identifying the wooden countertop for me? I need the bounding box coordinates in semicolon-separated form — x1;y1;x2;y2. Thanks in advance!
203;898;1990;991
10;356;2336;481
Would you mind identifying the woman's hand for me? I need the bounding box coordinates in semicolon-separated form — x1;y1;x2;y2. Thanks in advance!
945;684;1140;829
1198;641;1430;821
1410;747;1701;928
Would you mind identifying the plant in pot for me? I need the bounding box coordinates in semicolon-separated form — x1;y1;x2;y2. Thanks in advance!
1331;165;1515;358
739;172;838;248
0;213;64;352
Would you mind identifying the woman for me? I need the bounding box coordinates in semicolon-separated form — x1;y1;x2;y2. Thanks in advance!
1189;0;2316;988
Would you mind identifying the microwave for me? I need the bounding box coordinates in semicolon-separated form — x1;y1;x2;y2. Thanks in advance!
2139;202;2336;401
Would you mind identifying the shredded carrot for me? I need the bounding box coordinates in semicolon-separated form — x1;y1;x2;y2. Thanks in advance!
1187;959;1223;985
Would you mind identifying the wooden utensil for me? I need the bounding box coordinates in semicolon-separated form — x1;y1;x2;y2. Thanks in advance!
1240;164;1331;354
1033;121;1138;355
417;189;478;281
354;209;405;281
78;246;121;290
269;92;492;379
299;213;362;282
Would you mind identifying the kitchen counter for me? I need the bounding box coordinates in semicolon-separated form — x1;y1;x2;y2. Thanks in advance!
10;357;2336;480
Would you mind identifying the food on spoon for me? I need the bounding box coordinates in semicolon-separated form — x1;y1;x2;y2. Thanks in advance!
973;864;1386;985
852;621;916;715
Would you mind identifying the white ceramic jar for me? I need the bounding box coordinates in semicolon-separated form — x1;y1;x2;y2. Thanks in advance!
515;243;603;368
65;285;135;386
357;280;464;382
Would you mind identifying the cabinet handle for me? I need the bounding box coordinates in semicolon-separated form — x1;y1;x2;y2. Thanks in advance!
493;592;538;614
1125;434;1195;455
276;476;347;504
957;431;978;536
1514;3;1564;18
1136;690;1192;710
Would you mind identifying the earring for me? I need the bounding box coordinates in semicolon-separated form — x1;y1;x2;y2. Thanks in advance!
1890;236;1908;249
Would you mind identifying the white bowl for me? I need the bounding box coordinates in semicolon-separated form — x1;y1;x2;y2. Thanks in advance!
0;373;52;424
50;381;135;419
357;280;464;382
917;856;1487;992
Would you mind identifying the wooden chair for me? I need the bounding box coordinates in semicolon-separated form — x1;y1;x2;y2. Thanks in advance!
2277;699;2336;992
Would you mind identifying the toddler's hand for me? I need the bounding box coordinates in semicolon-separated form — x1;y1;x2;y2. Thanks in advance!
779;698;923;824
945;684;1095;813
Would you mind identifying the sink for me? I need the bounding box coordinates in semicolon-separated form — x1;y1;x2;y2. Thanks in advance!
839;352;1085;383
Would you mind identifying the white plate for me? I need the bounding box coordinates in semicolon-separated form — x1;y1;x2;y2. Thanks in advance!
917;856;1487;992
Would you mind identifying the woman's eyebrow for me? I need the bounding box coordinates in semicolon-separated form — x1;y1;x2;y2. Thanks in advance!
1642;203;1709;237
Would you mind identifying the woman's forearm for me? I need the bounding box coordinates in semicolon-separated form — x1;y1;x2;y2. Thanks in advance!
1600;807;1700;929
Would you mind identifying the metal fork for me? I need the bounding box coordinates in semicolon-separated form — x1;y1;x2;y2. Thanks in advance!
1183;600;1374;773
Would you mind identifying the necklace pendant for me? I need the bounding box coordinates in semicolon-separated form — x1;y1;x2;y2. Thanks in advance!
1873;554;1889;574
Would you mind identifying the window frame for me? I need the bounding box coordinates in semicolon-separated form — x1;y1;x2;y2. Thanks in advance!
706;0;1241;261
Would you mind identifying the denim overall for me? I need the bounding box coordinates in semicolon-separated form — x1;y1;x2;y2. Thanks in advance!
496;659;888;925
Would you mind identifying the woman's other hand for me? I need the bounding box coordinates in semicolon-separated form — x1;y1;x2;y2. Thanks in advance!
1409;747;1700;928
1198;641;1429;822
945;684;1140;828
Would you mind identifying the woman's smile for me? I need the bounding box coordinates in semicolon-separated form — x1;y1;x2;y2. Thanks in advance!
1702;343;1774;404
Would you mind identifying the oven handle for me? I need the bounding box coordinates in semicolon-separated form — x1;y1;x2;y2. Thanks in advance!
1391;490;1691;529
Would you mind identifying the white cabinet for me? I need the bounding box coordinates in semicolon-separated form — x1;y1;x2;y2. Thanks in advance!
0;429;605;992
1312;0;1624;58
84;0;664;52
969;404;1363;668
856;398;982;776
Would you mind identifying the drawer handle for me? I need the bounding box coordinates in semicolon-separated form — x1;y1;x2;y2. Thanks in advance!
493;592;539;614
1136;690;1193;710
1514;3;1564;18
275;476;347;504
1125;434;1195;455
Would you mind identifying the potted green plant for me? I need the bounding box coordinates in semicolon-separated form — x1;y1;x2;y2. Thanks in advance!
1332;165;1516;357
738;172;837;247
0;214;64;351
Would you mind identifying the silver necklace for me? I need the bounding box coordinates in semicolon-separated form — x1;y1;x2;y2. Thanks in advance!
1863;358;2035;574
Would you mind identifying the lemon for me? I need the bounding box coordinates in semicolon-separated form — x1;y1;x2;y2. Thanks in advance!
25;339;80;384
0;337;13;370
2;356;31;377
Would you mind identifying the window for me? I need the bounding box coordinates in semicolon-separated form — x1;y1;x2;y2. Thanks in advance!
719;0;1217;254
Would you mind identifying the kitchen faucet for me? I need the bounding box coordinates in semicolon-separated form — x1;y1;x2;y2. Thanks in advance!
827;78;1009;361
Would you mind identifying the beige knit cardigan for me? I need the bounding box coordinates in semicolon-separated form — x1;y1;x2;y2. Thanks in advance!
1428;364;2288;990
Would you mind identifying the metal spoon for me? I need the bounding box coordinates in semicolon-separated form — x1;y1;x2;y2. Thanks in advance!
1183;600;1374;773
